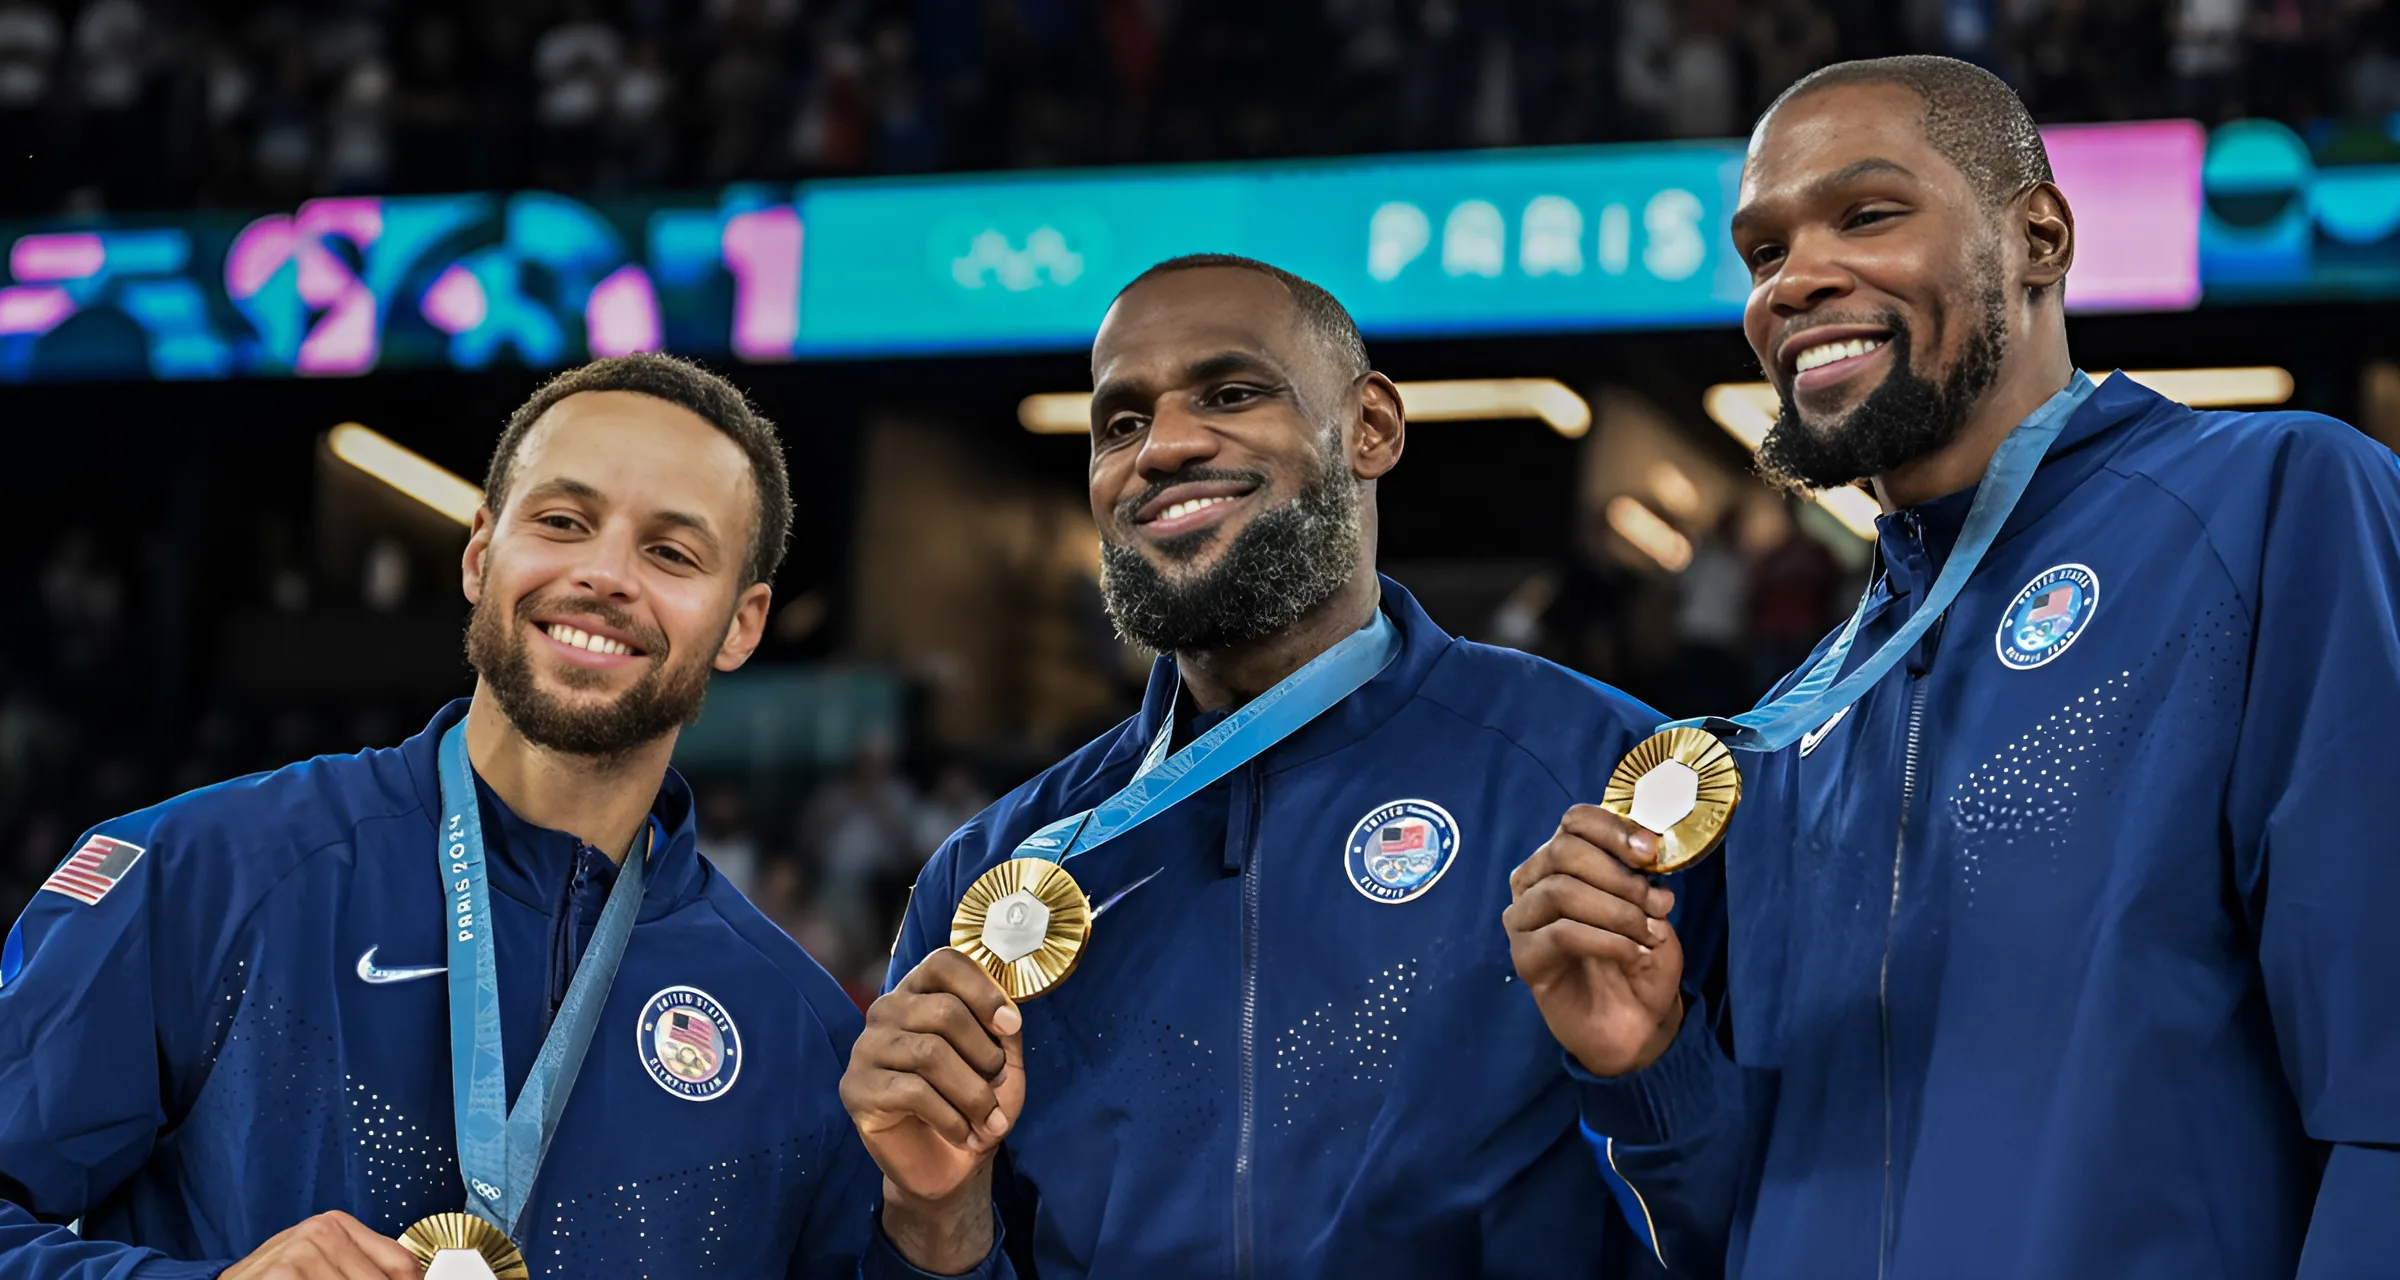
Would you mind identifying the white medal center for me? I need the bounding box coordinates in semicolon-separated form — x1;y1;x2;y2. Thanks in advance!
424;1250;501;1280
980;889;1053;963
1629;760;1700;835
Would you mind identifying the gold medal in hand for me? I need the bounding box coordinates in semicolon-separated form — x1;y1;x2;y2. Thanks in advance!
950;858;1093;1001
1600;727;1743;872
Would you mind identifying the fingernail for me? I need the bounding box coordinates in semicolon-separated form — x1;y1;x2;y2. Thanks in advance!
1631;830;1659;856
1649;889;1675;916
994;1005;1023;1035
1637;943;1653;955
985;1108;1010;1136
1647;918;1666;944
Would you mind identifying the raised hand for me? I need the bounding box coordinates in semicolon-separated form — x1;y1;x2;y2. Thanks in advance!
840;947;1025;1272
217;1211;424;1280
1504;804;1686;1078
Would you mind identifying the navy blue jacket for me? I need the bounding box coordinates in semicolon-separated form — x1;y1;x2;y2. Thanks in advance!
864;580;1665;1280
1581;376;2400;1278
0;700;878;1278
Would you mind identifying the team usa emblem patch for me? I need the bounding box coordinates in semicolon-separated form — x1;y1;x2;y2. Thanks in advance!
638;986;742;1101
1997;563;2101;670
1344;799;1461;904
41;835;146;906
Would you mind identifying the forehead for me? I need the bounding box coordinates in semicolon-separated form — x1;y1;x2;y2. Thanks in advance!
1092;268;1310;380
1737;82;1964;218
508;390;753;521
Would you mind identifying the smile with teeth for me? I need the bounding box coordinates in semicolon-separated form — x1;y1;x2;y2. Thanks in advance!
1156;495;1238;522
1794;336;1888;374
541;622;638;657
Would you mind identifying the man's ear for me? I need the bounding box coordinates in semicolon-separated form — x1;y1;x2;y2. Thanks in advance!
713;581;774;673
2020;181;2074;294
1352;373;1406;481
460;507;496;605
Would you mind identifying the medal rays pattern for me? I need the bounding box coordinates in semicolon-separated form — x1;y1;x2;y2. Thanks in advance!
1601;727;1743;872
951;858;1093;1001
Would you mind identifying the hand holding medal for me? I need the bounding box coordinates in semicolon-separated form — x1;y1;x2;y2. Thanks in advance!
1512;374;2102;1077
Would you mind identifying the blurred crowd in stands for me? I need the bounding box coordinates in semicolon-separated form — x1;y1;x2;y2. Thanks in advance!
3;0;2400;216
0;496;1854;996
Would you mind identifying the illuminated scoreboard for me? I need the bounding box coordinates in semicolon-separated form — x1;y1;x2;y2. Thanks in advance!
22;116;2394;386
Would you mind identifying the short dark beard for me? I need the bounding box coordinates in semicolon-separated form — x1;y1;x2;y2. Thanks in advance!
1756;269;2009;495
464;582;715;758
1099;438;1364;654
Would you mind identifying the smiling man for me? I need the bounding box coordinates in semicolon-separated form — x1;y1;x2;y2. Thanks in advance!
1507;57;2400;1279
0;355;879;1277
839;256;1668;1279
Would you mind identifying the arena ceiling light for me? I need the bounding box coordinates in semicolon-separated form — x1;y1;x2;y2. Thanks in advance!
1700;366;2297;541
1017;379;1594;438
1605;495;1693;573
328;423;482;526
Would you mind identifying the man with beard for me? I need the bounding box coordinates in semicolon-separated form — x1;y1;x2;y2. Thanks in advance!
0;355;880;1277
1508;57;2400;1279
840;256;1668;1279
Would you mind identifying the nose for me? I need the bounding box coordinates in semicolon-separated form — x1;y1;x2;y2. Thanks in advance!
570;523;644;602
1764;229;1856;316
1132;395;1221;480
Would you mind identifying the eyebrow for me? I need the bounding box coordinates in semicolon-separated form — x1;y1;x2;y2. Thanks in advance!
1090;349;1288;416
518;476;723;552
1732;157;1920;235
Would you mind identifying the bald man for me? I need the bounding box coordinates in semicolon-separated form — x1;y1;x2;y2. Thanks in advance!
1508;56;2400;1280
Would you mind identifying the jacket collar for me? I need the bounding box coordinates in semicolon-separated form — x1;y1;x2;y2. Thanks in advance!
1117;573;1453;778
403;698;705;920
1877;370;2171;601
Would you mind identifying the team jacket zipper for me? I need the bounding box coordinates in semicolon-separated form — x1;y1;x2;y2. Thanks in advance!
1233;763;1264;1280
1877;679;1927;1280
1879;511;1944;1280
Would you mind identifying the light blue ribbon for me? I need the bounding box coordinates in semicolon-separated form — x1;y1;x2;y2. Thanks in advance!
1012;608;1402;865
1669;372;2098;753
437;721;650;1238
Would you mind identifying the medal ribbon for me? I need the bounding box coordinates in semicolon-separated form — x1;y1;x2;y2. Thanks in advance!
1668;371;2099;753
1011;608;1402;864
438;721;651;1239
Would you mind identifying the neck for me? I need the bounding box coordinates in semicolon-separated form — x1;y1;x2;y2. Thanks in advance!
1175;569;1381;713
1871;322;2075;511
463;685;674;861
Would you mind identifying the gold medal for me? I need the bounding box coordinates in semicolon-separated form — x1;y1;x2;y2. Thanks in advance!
950;857;1093;1002
400;1212;529;1280
1601;727;1743;872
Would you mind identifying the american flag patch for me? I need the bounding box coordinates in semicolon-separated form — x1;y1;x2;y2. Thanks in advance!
41;835;146;906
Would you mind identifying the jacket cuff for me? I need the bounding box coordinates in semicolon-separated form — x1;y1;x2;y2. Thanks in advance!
1567;997;1739;1146
859;1200;1006;1280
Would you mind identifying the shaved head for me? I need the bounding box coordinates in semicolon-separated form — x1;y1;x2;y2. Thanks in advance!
1761;56;2052;211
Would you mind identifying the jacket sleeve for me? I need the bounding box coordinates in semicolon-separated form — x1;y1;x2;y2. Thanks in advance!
0;829;226;1280
2225;429;2400;1278
1570;855;1751;1280
855;836;1015;1280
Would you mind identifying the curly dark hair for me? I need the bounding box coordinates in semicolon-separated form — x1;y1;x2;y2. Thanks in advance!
482;353;793;587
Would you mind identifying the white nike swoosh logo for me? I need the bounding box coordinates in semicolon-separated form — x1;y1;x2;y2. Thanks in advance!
355;946;447;985
1799;705;1852;757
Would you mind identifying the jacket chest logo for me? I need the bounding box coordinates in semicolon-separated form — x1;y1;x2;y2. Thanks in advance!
1344;800;1461;904
1996;564;2101;670
637;986;742;1101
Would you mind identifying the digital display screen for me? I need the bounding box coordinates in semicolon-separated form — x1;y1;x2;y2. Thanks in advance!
3;117;2358;385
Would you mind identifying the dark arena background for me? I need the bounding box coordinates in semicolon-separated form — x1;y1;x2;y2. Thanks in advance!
3;0;2398;1000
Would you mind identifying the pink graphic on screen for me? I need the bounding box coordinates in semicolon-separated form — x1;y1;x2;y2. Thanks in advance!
0;285;75;335
586;264;662;356
293;198;384;374
421;264;488;334
225;217;295;300
10;233;105;283
722;207;801;361
2043;120;2204;314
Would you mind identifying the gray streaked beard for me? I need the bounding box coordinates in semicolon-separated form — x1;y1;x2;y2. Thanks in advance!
1099;437;1364;653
